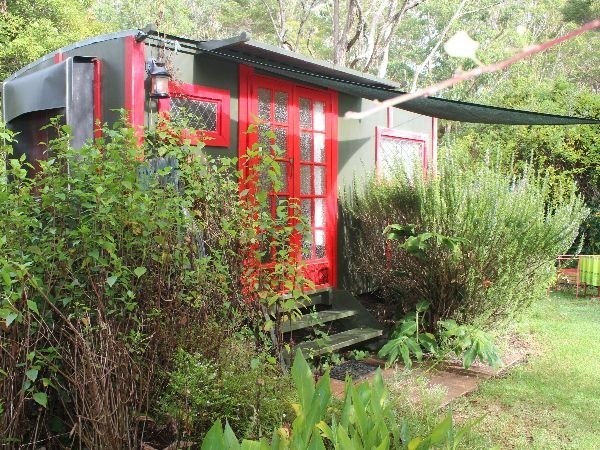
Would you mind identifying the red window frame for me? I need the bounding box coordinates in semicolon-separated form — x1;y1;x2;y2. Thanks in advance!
158;81;230;147
375;127;428;179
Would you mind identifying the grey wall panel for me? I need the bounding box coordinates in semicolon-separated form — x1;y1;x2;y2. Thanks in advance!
63;39;127;126
194;55;239;158
337;94;386;192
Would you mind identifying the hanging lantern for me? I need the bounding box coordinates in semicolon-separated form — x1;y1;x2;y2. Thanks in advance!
147;59;171;98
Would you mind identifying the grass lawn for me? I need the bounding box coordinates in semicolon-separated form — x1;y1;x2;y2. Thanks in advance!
451;291;600;449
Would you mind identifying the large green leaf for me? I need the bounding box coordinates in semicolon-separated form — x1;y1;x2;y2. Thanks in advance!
428;412;452;444
202;420;225;450
291;350;314;411
32;392;47;408
223;421;241;450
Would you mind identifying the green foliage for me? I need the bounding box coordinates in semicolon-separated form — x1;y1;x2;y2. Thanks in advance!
158;339;294;441
0;0;108;80
378;301;437;368
0;115;305;446
445;79;600;254
438;320;501;369
201;350;469;449
342;156;588;330
377;301;499;370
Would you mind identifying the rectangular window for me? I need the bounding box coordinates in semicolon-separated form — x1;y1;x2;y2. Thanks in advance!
376;127;428;181
158;81;230;147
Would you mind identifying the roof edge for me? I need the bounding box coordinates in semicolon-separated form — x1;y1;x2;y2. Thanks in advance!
4;29;139;82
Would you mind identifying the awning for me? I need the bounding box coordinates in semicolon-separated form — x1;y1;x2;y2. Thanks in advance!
191;35;599;126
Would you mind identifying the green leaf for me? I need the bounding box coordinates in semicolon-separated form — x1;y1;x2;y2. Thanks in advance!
1;268;11;287
202;420;225;450
133;266;147;278
26;300;39;315
25;369;39;382
307;433;326;450
463;345;478;369
223;421;241;450
291;350;315;411
5;312;18;327
32;392;47;408
429;413;452;444
106;275;118;287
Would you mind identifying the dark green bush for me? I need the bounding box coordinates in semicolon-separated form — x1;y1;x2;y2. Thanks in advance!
342;157;588;330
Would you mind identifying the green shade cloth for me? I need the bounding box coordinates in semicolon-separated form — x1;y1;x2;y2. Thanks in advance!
579;256;600;287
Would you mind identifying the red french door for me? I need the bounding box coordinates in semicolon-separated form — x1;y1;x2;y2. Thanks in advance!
243;72;337;287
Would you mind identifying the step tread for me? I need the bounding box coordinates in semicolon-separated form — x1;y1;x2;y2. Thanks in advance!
281;309;358;333
294;327;383;357
269;288;332;314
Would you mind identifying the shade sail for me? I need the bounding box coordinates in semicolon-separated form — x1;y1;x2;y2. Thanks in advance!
200;37;599;126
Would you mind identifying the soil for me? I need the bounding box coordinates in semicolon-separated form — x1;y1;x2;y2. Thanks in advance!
330;359;379;381
357;292;398;328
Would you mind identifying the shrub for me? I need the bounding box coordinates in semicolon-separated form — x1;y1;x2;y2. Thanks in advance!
158;334;295;441
0;116;306;447
342;156;588;330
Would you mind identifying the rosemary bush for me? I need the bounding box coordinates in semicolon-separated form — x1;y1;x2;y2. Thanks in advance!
342;157;588;330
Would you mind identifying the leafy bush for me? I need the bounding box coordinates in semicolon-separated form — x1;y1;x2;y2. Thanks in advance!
201;351;468;449
378;301;437;368
158;335;295;441
342;156;588;330
0;116;307;447
438;320;501;369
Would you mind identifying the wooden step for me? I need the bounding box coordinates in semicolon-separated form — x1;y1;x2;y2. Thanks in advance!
269;287;332;314
281;309;358;333
294;327;383;357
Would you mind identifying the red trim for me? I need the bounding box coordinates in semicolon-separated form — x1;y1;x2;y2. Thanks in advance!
238;65;253;159
157;81;230;147
375;127;429;178
53;52;64;63
124;36;146;142
93;59;103;140
328;90;339;287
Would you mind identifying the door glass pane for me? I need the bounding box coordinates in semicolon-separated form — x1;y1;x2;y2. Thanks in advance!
274;91;288;123
314;101;325;131
301;199;312;227
299;98;312;128
314;198;325;228
300;132;312;161
274;126;287;155
314;166;325;195
258;88;271;120
278;162;288;193
315;230;326;258
258;123;270;150
314;132;325;162
302;236;313;260
300;166;311;194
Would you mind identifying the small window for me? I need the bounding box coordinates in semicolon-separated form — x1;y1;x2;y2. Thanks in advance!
158;81;230;147
376;127;427;181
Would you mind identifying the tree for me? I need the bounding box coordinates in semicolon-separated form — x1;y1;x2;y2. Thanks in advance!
0;0;107;80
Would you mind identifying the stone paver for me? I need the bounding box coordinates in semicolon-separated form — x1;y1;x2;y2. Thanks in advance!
326;351;528;406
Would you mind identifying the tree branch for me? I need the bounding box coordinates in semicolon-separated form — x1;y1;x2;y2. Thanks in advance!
410;0;470;92
345;19;600;120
